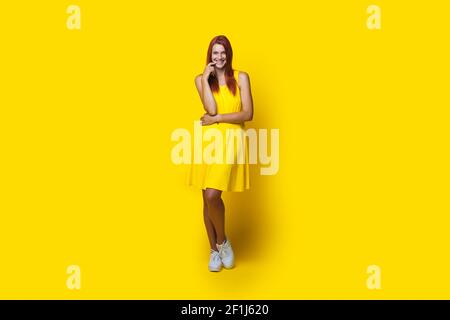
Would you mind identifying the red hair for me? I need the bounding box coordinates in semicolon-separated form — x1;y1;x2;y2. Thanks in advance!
206;35;237;96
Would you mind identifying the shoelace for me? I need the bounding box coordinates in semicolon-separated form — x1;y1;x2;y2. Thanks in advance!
216;241;230;258
210;250;221;264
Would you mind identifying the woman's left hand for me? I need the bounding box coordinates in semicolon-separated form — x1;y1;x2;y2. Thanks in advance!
200;113;219;126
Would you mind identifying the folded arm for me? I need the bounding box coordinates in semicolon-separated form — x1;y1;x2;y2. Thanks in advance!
200;72;254;125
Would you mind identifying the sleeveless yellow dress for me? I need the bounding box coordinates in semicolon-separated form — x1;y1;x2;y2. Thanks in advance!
186;70;250;192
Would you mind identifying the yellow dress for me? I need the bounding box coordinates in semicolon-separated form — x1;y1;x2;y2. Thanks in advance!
186;69;250;192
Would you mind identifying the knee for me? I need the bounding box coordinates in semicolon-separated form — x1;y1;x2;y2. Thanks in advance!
204;189;221;206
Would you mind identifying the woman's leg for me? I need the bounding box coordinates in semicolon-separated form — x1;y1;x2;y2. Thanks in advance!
202;189;217;251
204;188;226;245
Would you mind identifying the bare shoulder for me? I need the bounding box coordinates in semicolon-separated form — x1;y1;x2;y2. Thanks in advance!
194;74;203;92
238;71;250;81
237;71;250;87
195;74;203;84
238;70;249;77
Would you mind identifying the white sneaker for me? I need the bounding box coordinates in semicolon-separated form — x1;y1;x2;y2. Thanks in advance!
216;239;234;269
208;249;222;272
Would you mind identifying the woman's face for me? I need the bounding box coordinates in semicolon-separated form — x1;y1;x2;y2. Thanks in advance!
211;44;226;69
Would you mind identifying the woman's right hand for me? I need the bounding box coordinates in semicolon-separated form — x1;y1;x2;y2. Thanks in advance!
203;61;216;79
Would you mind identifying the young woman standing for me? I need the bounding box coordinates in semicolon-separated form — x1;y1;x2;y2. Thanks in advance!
187;35;254;272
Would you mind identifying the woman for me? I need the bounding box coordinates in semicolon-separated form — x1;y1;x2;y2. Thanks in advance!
187;35;254;272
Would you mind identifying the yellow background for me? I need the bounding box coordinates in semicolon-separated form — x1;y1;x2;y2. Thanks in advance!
1;1;449;299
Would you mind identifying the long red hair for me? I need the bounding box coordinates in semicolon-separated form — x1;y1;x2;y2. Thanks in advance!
206;35;237;96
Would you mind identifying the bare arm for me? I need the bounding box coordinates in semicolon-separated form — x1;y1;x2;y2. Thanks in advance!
201;72;253;125
195;74;218;116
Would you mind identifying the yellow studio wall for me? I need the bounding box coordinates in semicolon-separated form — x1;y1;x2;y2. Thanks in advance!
0;1;449;299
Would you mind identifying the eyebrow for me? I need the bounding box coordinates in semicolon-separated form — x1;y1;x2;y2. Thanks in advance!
213;51;226;54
